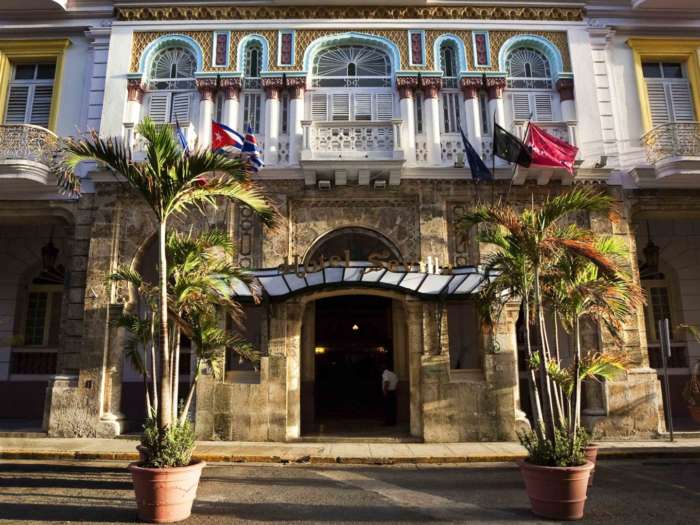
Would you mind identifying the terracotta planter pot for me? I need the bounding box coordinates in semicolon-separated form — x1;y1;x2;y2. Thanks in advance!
519;460;594;520
583;445;599;487
689;405;700;424
129;460;205;523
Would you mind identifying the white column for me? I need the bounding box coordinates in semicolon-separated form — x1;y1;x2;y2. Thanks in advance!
263;82;281;165
461;78;483;157
557;78;576;122
124;80;144;150
398;81;417;164
222;80;241;129
196;80;216;149
486;77;506;128
288;80;305;166
422;80;442;165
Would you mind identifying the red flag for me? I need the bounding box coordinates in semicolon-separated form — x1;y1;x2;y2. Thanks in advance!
525;124;578;174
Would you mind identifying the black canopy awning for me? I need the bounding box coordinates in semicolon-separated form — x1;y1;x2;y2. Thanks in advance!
226;262;492;301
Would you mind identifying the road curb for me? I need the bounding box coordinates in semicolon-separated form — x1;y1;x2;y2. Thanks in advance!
1;447;699;464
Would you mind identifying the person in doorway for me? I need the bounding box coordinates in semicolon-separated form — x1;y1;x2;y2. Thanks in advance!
382;365;398;425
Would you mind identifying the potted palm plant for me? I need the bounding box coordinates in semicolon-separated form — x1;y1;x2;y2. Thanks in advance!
63;119;276;523
460;188;643;520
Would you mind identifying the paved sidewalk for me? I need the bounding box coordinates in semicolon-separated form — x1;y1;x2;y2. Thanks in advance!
1;436;699;464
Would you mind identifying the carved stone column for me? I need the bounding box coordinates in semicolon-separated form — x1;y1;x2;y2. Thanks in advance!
287;77;306;166
262;77;284;165
485;75;506;128
125;78;145;149
397;76;418;164
460;75;484;157
221;78;241;130
556;76;576;122
196;78;217;148
483;300;528;440
420;77;442;165
405;299;424;438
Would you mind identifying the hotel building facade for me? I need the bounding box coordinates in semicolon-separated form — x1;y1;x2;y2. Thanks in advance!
1;0;700;442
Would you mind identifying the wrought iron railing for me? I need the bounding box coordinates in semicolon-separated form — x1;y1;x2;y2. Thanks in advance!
641;122;700;164
0;124;59;166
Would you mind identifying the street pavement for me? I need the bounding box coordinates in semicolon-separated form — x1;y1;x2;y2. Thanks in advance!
0;459;698;524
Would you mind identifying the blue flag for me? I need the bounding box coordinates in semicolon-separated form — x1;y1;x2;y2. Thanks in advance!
458;124;492;181
175;118;189;155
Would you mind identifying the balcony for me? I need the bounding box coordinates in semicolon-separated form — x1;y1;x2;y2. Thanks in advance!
300;120;405;186
641;122;700;181
0;124;60;191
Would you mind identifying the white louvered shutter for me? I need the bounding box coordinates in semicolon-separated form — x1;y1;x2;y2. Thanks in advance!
4;85;29;123
331;93;350;121
353;93;372;121
533;94;553;122
30;85;53;127
669;82;695;122
511;93;531;121
646;82;670;126
147;92;170;124
311;93;328;121
375;93;394;121
170;92;192;124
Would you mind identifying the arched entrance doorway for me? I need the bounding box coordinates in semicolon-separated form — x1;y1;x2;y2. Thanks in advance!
299;227;410;437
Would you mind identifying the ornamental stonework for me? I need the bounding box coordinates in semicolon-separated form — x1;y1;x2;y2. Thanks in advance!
129;29;571;74
117;6;583;23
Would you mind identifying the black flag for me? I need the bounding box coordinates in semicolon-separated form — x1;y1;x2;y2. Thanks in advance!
493;122;532;167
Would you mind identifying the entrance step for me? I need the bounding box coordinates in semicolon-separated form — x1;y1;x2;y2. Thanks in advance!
300;434;422;443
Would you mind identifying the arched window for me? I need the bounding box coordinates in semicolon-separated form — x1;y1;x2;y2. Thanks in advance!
505;47;555;122
438;42;461;134
305;227;401;263
312;45;391;88
242;40;264;133
506;48;552;89
310;45;393;122
143;46;197;127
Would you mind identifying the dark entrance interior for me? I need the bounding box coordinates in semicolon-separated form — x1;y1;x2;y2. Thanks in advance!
313;295;394;430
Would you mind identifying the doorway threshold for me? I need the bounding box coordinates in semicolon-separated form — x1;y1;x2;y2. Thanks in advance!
301;421;420;443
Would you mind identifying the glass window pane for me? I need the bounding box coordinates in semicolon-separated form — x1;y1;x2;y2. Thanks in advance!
642;62;662;78
14;64;35;80
36;64;56;79
662;63;683;79
24;292;48;346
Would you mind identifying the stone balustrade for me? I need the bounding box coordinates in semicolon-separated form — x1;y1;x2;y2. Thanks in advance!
301;120;403;161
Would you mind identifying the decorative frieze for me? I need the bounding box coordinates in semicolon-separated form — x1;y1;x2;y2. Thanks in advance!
117;6;583;23
460;76;483;99
286;76;306;99
261;77;285;99
129;29;571;75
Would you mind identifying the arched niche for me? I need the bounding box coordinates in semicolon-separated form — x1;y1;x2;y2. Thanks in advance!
303;226;402;264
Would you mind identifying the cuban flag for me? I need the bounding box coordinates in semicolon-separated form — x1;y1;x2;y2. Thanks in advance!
211;121;244;156
241;125;264;173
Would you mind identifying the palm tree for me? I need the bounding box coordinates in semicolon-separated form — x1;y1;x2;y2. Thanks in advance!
64;118;276;430
460;188;620;450
109;229;260;427
545;238;643;448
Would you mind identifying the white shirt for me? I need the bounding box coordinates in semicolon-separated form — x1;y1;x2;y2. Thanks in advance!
382;369;398;391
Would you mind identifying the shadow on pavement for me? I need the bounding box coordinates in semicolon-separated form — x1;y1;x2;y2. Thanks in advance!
0;503;136;523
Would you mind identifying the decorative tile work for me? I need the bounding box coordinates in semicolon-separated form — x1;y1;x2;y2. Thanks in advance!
130;29;571;74
213;31;229;67
278;30;294;66
117;6;584;22
409;31;425;66
472;32;490;67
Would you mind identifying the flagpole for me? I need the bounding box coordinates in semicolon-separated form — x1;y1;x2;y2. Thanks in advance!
505;116;532;203
491;113;496;205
